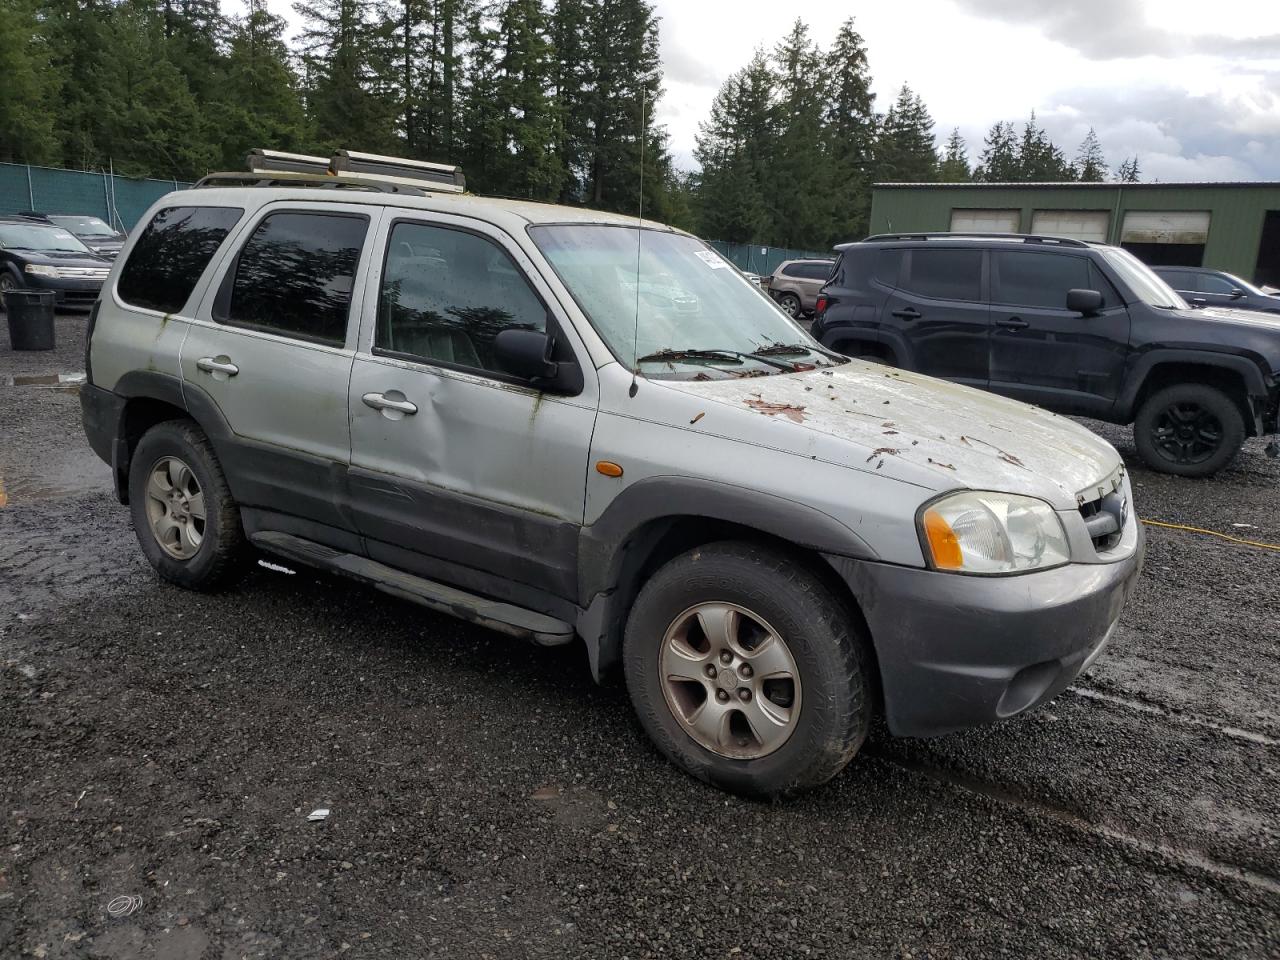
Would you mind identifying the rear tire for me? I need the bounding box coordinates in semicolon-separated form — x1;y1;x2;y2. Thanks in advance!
128;420;246;590
623;542;872;798
777;293;801;318
1133;383;1245;477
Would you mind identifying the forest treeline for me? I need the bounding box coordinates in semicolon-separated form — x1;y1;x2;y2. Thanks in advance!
0;1;1139;249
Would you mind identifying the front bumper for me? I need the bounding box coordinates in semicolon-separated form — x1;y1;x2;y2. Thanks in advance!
23;276;104;308
826;523;1145;737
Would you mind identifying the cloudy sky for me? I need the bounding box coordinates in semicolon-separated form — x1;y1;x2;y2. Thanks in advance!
266;0;1280;181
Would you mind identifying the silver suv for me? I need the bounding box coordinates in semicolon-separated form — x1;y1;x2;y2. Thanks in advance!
81;151;1145;797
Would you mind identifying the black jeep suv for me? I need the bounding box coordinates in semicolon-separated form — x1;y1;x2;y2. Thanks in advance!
810;233;1280;477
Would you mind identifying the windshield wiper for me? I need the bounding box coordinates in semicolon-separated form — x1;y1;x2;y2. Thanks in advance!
635;347;797;371
750;342;845;363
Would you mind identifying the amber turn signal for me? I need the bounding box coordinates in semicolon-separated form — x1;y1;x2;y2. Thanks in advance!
922;508;964;569
595;461;624;478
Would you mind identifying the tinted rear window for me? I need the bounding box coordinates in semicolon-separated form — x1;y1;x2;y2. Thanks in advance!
993;251;1091;309
1157;270;1195;290
118;206;243;313
903;249;982;301
224;212;368;345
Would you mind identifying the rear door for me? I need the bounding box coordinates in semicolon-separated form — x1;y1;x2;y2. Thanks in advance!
345;213;598;608
881;246;989;387
988;249;1130;417
1191;272;1245;309
180;202;377;533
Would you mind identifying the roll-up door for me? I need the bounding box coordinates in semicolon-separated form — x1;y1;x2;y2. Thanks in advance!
950;209;1020;233
1121;211;1211;244
1031;210;1110;243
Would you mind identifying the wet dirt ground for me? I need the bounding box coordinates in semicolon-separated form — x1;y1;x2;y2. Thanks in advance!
2;316;1278;959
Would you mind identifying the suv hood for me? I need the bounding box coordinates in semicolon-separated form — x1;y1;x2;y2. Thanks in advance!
663;363;1122;509
1197;305;1280;329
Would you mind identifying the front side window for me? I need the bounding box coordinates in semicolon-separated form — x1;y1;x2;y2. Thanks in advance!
993;251;1091;310
903;248;982;301
530;225;840;379
376;221;546;373
118;206;243;314
1198;273;1239;295
226;212;368;345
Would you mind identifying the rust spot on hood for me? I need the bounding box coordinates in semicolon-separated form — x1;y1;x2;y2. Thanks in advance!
744;398;808;423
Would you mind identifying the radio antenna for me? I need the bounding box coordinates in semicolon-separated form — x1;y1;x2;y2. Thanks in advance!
629;84;647;398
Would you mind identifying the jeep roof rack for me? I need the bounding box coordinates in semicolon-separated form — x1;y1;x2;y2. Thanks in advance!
860;232;1091;248
194;149;467;196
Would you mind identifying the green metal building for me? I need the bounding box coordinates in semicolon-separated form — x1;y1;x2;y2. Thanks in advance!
868;182;1280;287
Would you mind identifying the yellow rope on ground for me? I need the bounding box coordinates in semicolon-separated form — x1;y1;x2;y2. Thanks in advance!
1140;518;1280;552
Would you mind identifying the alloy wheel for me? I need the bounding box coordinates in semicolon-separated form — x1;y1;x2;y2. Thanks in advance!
1151;402;1223;466
658;601;802;760
144;456;207;560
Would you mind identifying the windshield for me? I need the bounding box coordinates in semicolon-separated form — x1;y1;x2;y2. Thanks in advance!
529;224;839;378
0;223;93;253
49;215;117;238
1100;247;1187;309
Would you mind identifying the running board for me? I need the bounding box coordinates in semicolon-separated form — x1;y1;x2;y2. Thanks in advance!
250;531;575;646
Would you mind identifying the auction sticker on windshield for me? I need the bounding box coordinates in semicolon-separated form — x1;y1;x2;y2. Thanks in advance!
695;250;729;269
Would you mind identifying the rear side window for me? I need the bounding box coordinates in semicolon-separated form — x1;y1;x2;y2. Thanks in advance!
1158;270;1195;291
993;251;1091;309
224;212;368;345
902;248;982;301
118;206;243;313
875;249;904;286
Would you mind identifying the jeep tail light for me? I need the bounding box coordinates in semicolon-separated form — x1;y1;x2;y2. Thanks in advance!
815;295;828;316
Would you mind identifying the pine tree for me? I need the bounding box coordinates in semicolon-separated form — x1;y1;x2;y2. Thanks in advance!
1117;155;1140;183
550;0;591;202
457;2;504;189
1072;128;1108;181
767;19;832;247
823;18;876;241
294;0;395;151
875;84;937;183
974;121;1019;181
694;56;773;243
492;0;564;199
210;0;309;169
1016;112;1071;181
0;0;57;164
938;128;970;182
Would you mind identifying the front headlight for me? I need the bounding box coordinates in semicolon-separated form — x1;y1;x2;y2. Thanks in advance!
24;264;58;278
919;491;1070;575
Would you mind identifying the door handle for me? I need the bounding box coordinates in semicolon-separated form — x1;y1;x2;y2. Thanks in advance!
196;356;239;376
995;317;1029;330
362;392;418;416
891;308;922;320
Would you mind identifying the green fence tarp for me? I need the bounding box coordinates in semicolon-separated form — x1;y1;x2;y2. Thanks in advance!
0;162;190;233
705;240;833;275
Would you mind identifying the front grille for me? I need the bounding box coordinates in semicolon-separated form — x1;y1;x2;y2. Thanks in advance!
1078;490;1126;552
54;267;109;280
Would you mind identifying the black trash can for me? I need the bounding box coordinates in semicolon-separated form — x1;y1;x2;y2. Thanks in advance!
4;289;57;351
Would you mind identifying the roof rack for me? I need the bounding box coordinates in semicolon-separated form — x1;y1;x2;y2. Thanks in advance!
861;232;1090;248
194;149;467;195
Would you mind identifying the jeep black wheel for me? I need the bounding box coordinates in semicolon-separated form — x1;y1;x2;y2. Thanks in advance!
1134;384;1244;477
128;419;247;590
623;542;872;798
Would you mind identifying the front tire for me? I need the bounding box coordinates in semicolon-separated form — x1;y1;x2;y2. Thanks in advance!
128;420;246;590
1133;383;1244;477
623;542;872;798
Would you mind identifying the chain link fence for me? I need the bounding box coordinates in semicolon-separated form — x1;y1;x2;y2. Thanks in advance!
705;240;833;276
0;162;191;233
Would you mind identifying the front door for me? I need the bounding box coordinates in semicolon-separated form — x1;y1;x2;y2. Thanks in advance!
180;204;376;531
987;249;1131;418
346;214;598;610
881;246;989;387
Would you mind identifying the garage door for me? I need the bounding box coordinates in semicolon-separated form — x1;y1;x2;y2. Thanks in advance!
1031;210;1110;243
950;209;1020;234
1121;211;1211;244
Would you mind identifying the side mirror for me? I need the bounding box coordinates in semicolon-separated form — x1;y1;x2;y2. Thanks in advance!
1066;288;1104;315
493;328;559;382
1230;287;1246;300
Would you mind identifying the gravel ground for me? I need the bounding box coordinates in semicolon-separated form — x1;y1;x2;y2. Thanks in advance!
1;318;1278;959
